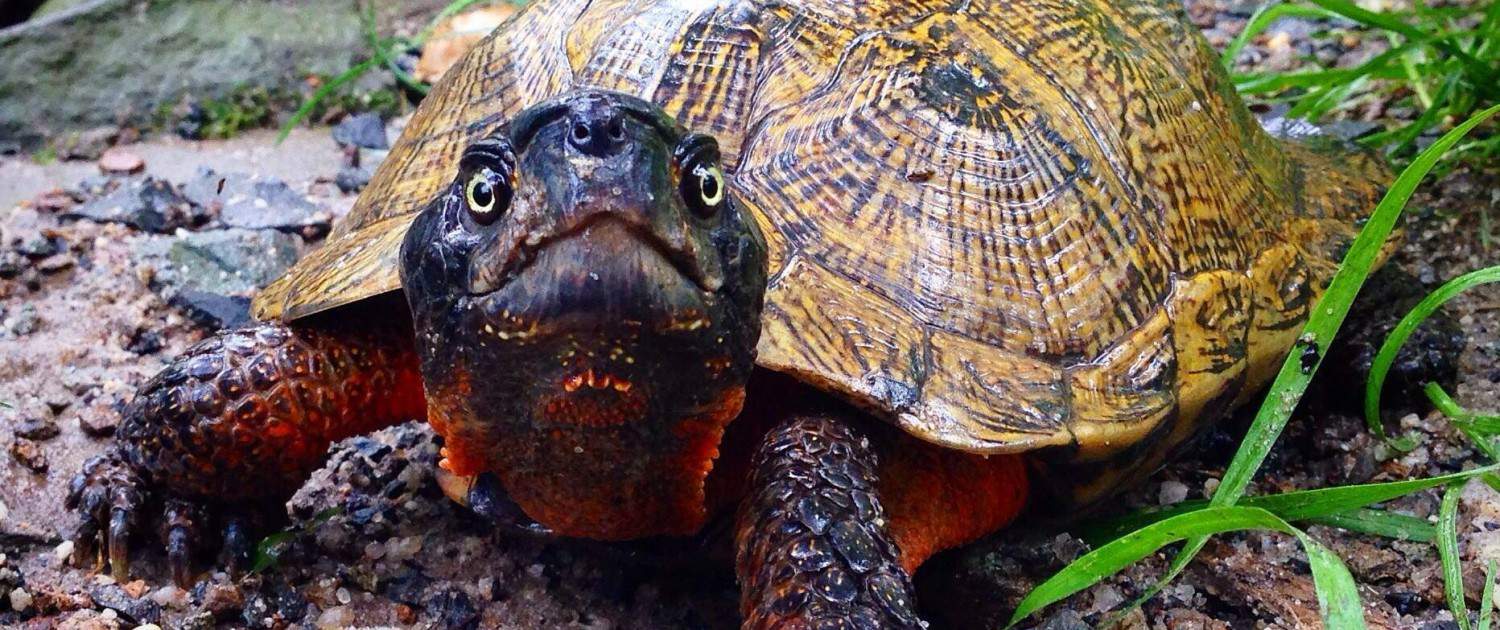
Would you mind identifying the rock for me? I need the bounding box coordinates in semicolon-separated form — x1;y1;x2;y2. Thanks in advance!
36;253;77;274
9;586;32;612
334;165;373;194
124;327;164;355
16;235;61;258
414;4;518;84
90;582;163;625
0;0;368;150
1158;480;1190;505
1;304;38;336
78;411;120;437
1038;609;1090;630
98;147;145;174
169;290;253;331
10;437;48;472
425;589;479;630
56;127;119;160
66;178;198;233
181;168;330;234
332;113;388;150
15;417;60;440
0;251;24;278
201;583;245;618
160;228;300;297
33;188;79;212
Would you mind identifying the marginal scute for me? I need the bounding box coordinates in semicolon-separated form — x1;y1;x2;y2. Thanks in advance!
1169;270;1252;425
1065;309;1176;461
912;329;1071;452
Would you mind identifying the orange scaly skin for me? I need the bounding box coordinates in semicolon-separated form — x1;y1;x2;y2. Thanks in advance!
68;320;424;582
879;440;1029;574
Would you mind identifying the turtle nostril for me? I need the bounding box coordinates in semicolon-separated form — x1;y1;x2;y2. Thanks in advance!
607;117;626;142
566;106;627;156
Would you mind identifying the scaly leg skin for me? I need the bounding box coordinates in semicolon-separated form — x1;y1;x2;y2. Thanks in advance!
66;322;425;585
735;415;1029;629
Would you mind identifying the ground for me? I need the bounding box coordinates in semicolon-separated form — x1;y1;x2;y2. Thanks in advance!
1;1;1498;629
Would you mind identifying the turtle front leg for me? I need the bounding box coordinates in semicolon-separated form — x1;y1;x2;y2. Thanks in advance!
736;414;1032;629
735;415;925;629
67;321;424;585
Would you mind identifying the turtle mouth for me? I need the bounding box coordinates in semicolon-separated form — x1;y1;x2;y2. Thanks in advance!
465;218;718;339
470;215;714;298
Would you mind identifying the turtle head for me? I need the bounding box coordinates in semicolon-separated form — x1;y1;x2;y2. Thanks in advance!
399;90;768;539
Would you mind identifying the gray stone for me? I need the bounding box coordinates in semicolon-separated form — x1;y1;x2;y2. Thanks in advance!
335;165;373;194
182;167;330;234
160;228;300;297
0;0;366;148
332;113;389;150
171;289;253;330
65;177;198;233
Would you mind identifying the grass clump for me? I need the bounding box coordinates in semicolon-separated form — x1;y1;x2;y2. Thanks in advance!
1227;0;1500;170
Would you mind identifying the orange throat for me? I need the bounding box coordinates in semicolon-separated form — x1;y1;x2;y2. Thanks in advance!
434;385;747;540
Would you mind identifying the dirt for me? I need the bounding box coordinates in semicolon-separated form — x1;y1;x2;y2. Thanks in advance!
2;1;1498;629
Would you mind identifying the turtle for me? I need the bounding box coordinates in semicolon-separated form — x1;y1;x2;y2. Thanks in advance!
66;0;1401;626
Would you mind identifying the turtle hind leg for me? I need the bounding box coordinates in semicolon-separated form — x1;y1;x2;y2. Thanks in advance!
735;415;925;629
66;321;425;586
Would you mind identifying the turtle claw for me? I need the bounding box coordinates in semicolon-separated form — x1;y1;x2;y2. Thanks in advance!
161;499;208;588
108;508;134;583
220;515;255;578
66;453;145;581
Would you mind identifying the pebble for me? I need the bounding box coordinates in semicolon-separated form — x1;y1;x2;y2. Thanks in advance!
315;605;354;629
1158;480;1190;505
55;540;75;562
9;587;32;612
15;417;61;440
67;178;197;233
79;411;121;437
201;582;244;617
148;585;189;609
98;148;145;174
4;304;41;336
10;437;48;472
181;167;329;234
332;113;389;150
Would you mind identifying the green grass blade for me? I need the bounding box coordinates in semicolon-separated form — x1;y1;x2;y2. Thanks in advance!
1308;508;1436;543
1009;506;1365;628
276;57;381;144
1366;265;1500;435
1482;560;1496;630
1441;481;1472;630
1081;464;1497;543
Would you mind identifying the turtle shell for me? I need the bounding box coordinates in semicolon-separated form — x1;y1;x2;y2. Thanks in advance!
252;0;1392;462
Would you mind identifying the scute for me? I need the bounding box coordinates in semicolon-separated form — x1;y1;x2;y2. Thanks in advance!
252;0;1392;468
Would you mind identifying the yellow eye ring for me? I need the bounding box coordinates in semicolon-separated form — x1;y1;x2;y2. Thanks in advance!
698;165;725;208
465;170;499;222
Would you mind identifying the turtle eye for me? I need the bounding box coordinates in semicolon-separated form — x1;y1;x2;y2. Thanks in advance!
464;168;510;225
681;160;725;217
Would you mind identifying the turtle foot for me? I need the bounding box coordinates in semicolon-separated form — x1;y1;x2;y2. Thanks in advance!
67;453;268;587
